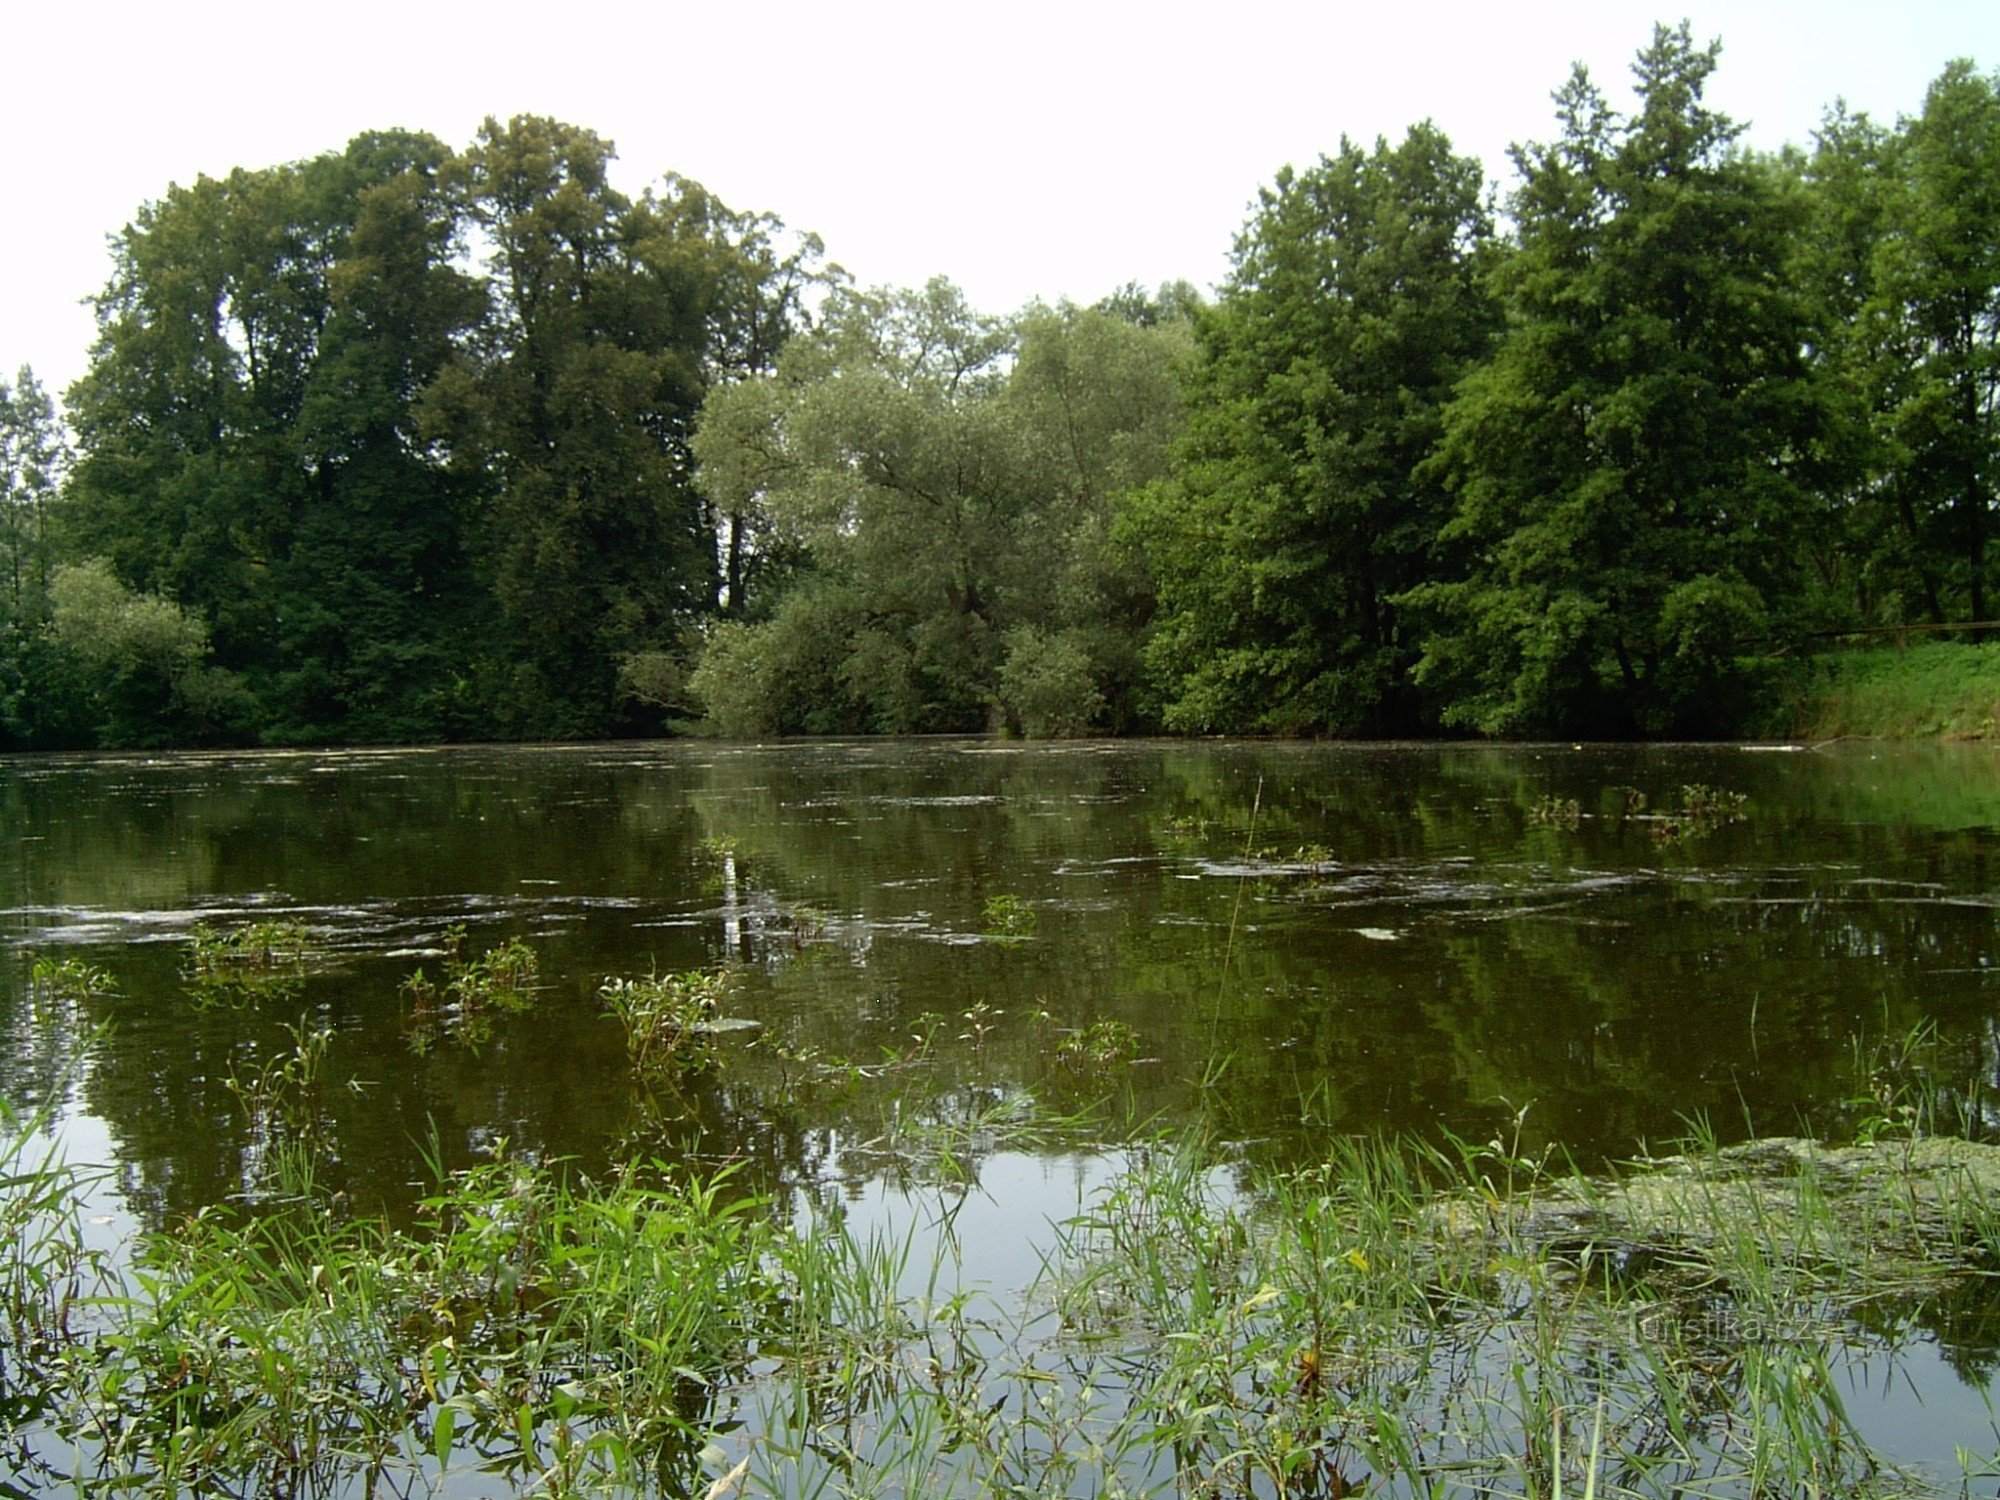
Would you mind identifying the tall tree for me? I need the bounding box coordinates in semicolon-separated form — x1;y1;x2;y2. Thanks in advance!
1413;25;1824;736
66;131;486;742
1128;124;1498;734
689;282;1187;736
1867;61;2000;623
0;367;70;745
420;117;733;737
645;174;839;620
0;366;66;628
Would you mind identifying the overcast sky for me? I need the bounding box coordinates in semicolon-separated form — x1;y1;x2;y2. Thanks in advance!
7;1;1998;405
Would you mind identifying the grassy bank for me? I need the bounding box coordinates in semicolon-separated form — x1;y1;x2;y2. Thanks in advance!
1754;641;2000;740
9;1094;2000;1497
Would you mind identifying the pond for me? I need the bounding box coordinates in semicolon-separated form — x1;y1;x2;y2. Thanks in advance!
4;737;2000;1492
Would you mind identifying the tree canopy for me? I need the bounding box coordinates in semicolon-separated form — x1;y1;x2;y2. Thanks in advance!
7;37;1996;750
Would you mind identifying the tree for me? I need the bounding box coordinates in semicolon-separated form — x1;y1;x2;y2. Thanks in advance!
689;282;1188;735
0;367;70;746
645;174;841;620
419;116;753;738
1866;61;2000;623
66;131;487;742
1413;25;1824;736
37;559;249;747
0;366;66;627
1128;124;1497;734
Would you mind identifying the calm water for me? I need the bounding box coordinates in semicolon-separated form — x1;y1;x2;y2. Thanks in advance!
6;737;2000;1481
4;737;1997;1218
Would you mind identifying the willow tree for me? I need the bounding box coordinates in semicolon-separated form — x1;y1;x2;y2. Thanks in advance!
689;281;1188;736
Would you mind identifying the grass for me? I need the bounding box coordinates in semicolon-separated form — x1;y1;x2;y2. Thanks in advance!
11;1084;2000;1497
1755;641;2000;740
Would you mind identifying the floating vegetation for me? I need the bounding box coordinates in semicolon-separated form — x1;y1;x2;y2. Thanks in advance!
400;924;541;1052
1056;1017;1140;1074
782;903;827;947
27;953;117;1012
182;920;312;1003
981;892;1037;940
1650;782;1753;841
1530;793;1583;827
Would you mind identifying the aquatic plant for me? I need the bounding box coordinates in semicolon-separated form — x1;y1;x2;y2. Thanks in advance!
10;1084;2000;1497
601;968;735;1082
27;953;117;1008
1055;1017;1140;1073
400;924;541;1052
224;1020;336;1196
182;919;312;1002
1530;793;1583;827
981;892;1037;940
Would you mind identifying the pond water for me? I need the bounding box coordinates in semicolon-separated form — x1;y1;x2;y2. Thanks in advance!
4;737;2000;1484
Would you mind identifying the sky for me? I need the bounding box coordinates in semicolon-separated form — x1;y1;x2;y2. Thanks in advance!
6;0;1999;405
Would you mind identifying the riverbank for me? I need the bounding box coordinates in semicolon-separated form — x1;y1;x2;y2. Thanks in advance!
1754;641;2000;740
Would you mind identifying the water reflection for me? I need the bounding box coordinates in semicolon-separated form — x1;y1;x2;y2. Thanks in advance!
1;740;1996;1230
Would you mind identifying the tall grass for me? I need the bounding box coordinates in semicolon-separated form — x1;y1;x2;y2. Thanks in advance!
1756;641;2000;740
7;1091;2000;1496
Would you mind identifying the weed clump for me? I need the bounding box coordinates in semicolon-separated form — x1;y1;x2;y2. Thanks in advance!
27;954;117;1013
400;924;541;1052
602;969;735;1082
981;892;1037;940
182;919;312;1003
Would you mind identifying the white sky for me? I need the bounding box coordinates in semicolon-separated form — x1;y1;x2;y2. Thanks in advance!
7;1;1998;405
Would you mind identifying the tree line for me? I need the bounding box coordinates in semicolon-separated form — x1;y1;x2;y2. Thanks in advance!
2;24;1995;749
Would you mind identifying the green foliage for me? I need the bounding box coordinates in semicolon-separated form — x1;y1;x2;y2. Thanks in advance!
0;367;65;743
57;121;816;749
32;49;2000;750
66;132;490;745
1758;640;2000;738
1131;123;1498;735
400;925;541;1052
27;953;117;1009
690;283;1187;737
38;558;249;747
1054;1017;1139;1072
419;118;720;738
979;892;1037;939
995;625;1104;737
1860;63;2000;624
183;920;312;1003
601;969;734;1082
1413;26;1826;737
